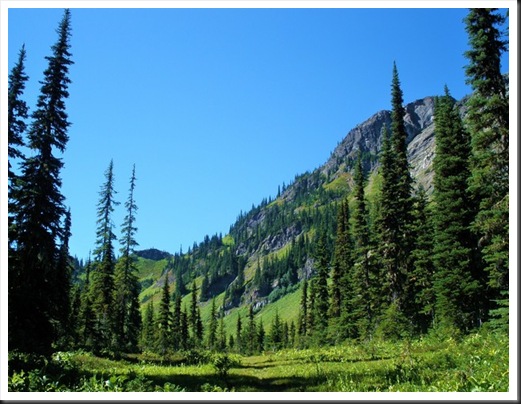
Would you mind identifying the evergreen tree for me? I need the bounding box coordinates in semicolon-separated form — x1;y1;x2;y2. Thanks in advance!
313;231;330;332
246;305;257;354
9;9;73;354
409;186;436;334
8;44;29;183
113;165;141;353
330;199;352;319
464;8;509;319
376;64;414;334
236;314;243;353
54;208;73;347
297;279;308;337
269;310;283;350
257;318;265;352
349;153;378;340
89;160;119;351
141;301;155;352
432;88;479;333
157;275;172;354
206;297;218;350
8;45;29;249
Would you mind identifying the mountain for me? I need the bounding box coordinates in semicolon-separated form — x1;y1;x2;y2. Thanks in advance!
135;94;442;332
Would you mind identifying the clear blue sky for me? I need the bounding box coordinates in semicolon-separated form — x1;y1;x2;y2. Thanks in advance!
6;5;510;260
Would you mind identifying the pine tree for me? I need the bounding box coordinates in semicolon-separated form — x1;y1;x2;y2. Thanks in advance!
236;314;243;353
297;279;308;337
464;8;509;320
157;275;172;354
349;153;378;340
8;44;29;182
141;301;155;352
206;297;218;350
246;305;257;354
330;199;352;319
53;208;73;347
432;87;479;333
257;318;265;352
113;165;141;353
89;159;119;351
376;64;414;334
8;45;29;246
314;231;330;331
408;186;436;334
270;310;283;350
9;10;73;354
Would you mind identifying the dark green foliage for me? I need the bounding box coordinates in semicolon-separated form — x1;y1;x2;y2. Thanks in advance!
313;231;330;331
141;301;155;352
432;88;479;333
156;276;172;354
348;153;379;340
206;298;218;350
464;8;509;313
89;160;119;352
8;44;29;179
330;199;352;319
375;64;414;331
113;165;141;353
408;187;435;334
9;10;73;355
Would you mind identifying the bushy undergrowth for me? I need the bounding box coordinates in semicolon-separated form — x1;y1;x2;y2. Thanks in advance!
8;329;508;392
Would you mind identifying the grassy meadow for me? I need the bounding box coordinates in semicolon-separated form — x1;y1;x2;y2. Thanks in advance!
8;328;508;393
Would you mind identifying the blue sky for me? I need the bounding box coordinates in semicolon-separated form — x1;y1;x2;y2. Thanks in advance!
6;5;510;260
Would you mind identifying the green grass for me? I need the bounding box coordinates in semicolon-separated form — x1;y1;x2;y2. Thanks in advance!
8;329;509;393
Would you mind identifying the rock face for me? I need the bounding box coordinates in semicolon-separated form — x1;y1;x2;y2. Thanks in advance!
321;96;437;191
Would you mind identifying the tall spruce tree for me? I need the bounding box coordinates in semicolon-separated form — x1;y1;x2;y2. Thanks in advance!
157;275;173;354
349;153;378;340
9;10;73;354
90;159;119;351
314;231;330;331
464;8;509;319
8;45;29;243
8;45;29;183
376;64;414;332
330;199;352;319
408;186;436;334
432;88;479;333
113;165;141;352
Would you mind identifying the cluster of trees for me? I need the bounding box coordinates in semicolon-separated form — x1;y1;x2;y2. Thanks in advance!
8;10;143;356
8;8;508;358
295;9;509;343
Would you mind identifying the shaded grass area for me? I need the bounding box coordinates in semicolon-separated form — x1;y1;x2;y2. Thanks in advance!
8;329;508;393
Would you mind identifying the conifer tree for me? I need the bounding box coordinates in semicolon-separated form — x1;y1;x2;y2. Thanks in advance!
409;186;436;333
54;208;73;347
297;279;308;337
349;153;378;340
206;297;218;350
247;305;257;354
8;45;29;245
376;64;414;329
90;159;119;351
113;165;141;352
9;9;73;354
330;199;352;319
236;314;243;353
432;88;479;332
8;45;29;184
464;8;509;318
141;301;155;352
257;318;265;352
270;310;283;350
157;275;172;354
314;231;330;331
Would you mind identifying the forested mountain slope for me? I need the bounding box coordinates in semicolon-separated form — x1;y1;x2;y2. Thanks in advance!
135;94;442;330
